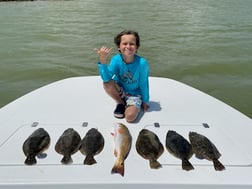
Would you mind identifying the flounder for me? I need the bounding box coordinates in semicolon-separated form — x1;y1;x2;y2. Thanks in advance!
55;128;81;164
189;131;225;171
166;130;194;171
136;129;164;169
22;128;50;165
79;128;105;165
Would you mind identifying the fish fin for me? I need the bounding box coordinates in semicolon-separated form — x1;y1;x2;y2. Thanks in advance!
84;154;97;165
182;159;194;171
24;155;37;165
111;160;124;176
149;159;162;169
61;155;72;164
213;159;225;171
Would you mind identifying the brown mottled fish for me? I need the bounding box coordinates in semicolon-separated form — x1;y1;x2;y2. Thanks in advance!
189;131;225;171
23;128;50;165
55;128;81;164
111;123;132;176
79;128;105;165
166;130;194;171
136;129;164;169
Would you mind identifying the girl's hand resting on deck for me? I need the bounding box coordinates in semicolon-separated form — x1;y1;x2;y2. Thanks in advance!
142;103;149;112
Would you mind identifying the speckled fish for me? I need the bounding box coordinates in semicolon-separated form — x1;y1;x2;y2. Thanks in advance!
111;123;132;176
22;128;50;165
189;131;225;171
166;130;194;171
55;128;81;164
79;128;105;165
136;129;164;169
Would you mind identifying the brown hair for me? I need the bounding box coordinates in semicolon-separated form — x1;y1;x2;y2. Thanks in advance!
114;30;140;48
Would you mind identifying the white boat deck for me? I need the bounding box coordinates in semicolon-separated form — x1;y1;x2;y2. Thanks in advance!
0;76;252;189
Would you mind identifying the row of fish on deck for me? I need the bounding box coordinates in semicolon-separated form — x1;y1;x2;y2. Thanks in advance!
22;123;225;176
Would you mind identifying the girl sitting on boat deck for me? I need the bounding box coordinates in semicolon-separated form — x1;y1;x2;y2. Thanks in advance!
94;30;149;123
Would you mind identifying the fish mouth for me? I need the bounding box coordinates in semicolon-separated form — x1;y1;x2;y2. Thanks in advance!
110;123;119;135
112;122;124;130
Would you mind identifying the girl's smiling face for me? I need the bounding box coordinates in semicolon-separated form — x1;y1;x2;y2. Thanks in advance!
118;34;138;59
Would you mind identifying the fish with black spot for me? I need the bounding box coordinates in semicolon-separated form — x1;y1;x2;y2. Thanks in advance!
111;123;132;176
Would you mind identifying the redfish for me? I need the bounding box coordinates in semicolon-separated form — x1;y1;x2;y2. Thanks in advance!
111;123;132;176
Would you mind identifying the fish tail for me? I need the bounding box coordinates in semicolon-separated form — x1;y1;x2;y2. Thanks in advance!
61;155;72;164
213;159;225;171
111;159;124;176
24;155;36;165
182;159;194;171
84;154;97;165
149;159;162;169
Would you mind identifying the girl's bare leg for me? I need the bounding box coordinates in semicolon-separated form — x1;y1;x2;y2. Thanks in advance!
103;80;125;105
125;106;139;123
103;80;139;122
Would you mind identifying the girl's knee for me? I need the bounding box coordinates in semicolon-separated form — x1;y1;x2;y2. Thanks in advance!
125;107;139;123
125;114;137;123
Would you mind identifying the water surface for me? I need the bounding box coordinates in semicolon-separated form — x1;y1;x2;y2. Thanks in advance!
0;0;251;118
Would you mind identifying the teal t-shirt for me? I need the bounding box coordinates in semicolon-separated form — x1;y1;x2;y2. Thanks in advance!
98;54;149;103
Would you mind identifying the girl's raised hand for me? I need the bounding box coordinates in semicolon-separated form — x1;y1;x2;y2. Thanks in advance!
93;46;113;64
